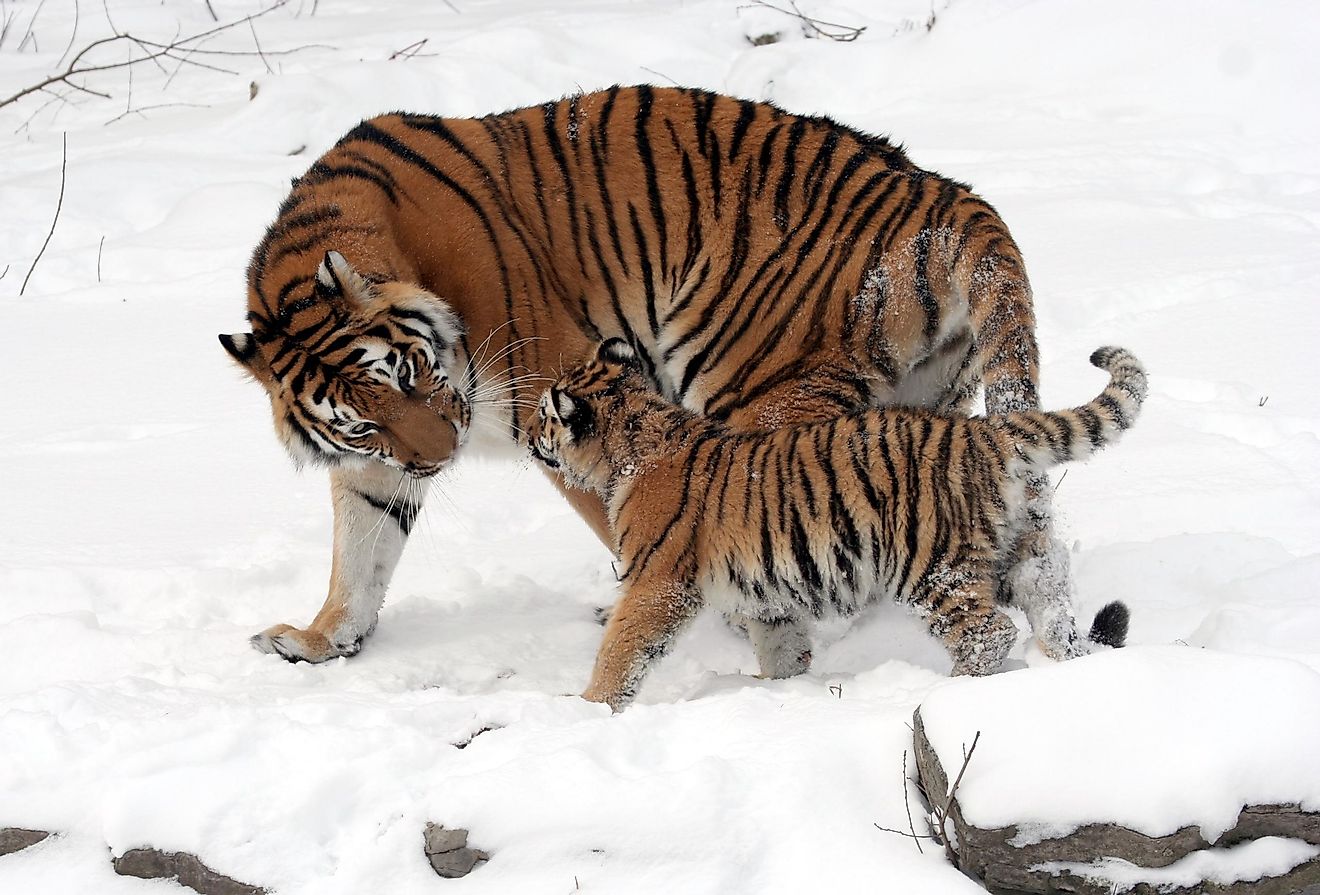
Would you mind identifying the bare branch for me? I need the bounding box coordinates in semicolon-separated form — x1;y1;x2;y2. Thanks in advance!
204;0;219;23
104;100;210;125
388;37;430;61
13;86;75;136
56;0;80;69
0;3;16;51
247;17;273;74
21;132;68;297
875;748;942;854
1;0;294;112
0;264;10;282
933;730;981;865
96;235;104;282
872;822;937;842
639;65;679;86
18;0;47;53
902;750;925;854
740;0;866;42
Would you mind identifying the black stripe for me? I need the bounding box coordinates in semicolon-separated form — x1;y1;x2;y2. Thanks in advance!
633;85;671;284
354;489;418;536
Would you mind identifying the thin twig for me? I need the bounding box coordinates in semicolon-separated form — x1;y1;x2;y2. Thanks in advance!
124;42;133;117
1053;468;1068;492
100;0;118;34
902;750;925;854
204;0;219;22
103;99;210;125
13;86;72;135
0;2;15;51
21;132;68;297
0;264;10;282
56;0;79;69
639;65;679;86
873;821;937;842
740;0;866;42
247;16;273;74
388;37;429;61
18;0;46;52
935;730;981;864
875;749;937;853
96;235;104;282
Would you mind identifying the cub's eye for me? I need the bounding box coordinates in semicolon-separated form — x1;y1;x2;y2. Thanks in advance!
396;358;414;394
335;419;378;439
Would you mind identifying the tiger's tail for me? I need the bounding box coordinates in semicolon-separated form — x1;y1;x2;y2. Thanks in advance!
994;346;1148;474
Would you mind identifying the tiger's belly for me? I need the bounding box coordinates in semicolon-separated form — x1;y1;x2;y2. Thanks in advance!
700;553;893;622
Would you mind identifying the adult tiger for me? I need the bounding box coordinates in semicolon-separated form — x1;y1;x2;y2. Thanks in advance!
221;85;1092;666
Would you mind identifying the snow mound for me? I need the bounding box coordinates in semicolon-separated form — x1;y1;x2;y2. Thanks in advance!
919;645;1320;842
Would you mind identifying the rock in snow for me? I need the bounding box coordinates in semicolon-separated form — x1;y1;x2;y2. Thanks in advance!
112;848;266;895
0;829;51;857
422;823;489;879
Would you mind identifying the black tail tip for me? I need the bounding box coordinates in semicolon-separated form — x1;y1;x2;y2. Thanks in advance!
1088;600;1130;649
1089;346;1119;369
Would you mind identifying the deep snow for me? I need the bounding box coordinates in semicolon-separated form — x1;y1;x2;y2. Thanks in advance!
2;0;1319;892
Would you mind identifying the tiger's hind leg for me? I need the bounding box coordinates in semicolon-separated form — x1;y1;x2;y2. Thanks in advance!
1001;486;1092;660
251;461;421;663
945;224;1097;662
736;612;813;679
910;570;1017;677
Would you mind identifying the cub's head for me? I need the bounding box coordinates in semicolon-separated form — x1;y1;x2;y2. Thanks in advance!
531;338;640;491
221;251;471;477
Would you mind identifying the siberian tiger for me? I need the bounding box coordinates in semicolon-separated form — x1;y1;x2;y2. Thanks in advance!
221;85;1091;666
531;340;1144;710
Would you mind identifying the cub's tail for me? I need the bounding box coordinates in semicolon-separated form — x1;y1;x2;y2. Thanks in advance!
994;346;1147;473
1088;599;1130;649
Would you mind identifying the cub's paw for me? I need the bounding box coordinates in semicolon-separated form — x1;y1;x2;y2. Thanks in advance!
580;684;630;713
249;624;361;664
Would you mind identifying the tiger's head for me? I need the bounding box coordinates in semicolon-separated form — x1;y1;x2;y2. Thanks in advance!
220;250;472;477
531;338;643;492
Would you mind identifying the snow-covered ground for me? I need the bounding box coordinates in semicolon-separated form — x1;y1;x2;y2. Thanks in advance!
2;0;1319;892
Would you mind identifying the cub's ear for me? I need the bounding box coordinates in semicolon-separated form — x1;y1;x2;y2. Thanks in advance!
218;332;272;383
314;250;373;302
553;388;578;419
596;337;637;366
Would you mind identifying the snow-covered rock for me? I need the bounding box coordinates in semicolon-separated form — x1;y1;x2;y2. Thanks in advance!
913;646;1320;893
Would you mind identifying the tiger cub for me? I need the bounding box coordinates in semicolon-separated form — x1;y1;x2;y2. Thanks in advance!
532;339;1145;710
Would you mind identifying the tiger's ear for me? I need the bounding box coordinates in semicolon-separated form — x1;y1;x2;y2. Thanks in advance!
218;332;273;384
596;337;637;367
315;250;373;302
553;388;578;419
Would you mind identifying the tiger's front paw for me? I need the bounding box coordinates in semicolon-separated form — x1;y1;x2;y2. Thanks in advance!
250;624;361;664
580;683;630;713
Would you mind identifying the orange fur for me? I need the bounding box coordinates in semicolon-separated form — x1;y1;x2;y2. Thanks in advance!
534;342;1146;709
222;86;1076;663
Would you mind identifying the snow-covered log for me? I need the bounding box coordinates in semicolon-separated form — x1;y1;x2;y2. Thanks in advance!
912;647;1320;894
